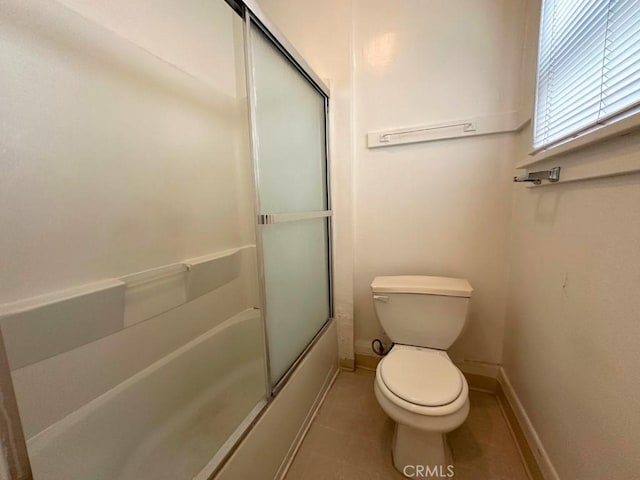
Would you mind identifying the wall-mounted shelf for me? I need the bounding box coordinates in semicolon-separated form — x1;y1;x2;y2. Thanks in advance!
185;248;244;301
0;280;126;370
0;246;255;370
121;264;189;328
367;111;528;148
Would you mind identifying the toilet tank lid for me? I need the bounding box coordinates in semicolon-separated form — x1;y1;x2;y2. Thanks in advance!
371;276;473;297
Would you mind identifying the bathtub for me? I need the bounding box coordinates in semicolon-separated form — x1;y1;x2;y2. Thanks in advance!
27;308;266;480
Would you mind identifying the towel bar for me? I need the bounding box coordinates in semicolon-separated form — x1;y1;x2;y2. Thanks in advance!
514;167;561;185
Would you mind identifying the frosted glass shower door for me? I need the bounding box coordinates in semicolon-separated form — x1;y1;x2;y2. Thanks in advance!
247;20;331;386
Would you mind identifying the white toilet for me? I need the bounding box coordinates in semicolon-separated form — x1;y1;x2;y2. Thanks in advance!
371;275;473;476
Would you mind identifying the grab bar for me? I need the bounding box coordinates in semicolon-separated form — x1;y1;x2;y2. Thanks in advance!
514;167;561;185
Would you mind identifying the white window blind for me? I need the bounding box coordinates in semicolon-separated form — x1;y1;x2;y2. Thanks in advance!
534;0;640;150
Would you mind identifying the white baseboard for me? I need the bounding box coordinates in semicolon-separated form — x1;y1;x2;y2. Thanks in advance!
498;368;560;480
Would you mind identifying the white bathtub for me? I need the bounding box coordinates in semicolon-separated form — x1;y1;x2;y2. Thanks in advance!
27;308;266;480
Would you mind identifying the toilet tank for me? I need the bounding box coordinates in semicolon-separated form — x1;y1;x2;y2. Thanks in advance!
371;276;473;349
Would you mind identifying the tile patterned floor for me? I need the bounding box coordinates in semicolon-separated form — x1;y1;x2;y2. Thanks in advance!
283;369;529;480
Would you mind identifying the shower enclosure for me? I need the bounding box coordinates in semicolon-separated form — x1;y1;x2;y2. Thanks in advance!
246;12;332;388
0;0;332;478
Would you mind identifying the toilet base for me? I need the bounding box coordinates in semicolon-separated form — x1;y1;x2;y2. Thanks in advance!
392;423;453;478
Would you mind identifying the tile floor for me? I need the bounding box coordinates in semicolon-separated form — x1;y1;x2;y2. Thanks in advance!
284;369;529;480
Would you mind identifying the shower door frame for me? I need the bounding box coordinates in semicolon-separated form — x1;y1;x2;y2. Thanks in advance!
239;1;334;397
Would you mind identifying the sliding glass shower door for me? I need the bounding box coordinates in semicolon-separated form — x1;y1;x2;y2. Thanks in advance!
246;18;332;386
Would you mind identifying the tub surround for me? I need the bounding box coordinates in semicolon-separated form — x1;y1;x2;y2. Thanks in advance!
8;245;259;440
29;309;265;480
214;320;339;480
0;246;256;372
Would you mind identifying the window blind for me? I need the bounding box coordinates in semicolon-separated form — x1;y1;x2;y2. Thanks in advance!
534;0;640;150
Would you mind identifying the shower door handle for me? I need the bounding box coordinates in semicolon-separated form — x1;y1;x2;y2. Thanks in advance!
257;210;332;225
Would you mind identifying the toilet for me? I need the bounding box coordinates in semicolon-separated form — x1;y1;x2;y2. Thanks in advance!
371;275;473;476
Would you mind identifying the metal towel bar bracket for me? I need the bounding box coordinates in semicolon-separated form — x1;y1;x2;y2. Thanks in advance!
514;167;561;185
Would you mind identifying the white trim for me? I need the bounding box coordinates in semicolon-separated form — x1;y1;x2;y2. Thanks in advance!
524;164;640;188
517;130;640;187
520;109;640;168
498;368;560;480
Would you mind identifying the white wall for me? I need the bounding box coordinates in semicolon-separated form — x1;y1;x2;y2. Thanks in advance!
257;0;529;369
254;0;356;367
56;0;241;98
502;1;640;478
505;136;640;480
0;0;254;303
353;0;526;366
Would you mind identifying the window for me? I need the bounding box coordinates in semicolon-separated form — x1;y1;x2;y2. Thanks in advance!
534;0;640;151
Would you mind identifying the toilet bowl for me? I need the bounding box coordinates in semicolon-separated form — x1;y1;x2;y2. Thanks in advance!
370;275;473;477
374;345;469;472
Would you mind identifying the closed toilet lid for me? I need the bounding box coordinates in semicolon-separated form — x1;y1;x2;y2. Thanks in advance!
380;348;463;407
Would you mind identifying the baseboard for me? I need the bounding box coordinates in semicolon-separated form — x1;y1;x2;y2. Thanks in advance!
355;353;500;394
339;358;355;371
497;368;560;480
453;359;501;393
461;372;498;393
354;353;381;371
452;358;500;378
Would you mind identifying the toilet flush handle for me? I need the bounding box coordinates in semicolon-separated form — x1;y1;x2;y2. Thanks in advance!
373;295;389;302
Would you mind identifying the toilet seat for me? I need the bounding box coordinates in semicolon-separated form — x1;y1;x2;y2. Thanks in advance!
375;345;468;417
380;346;463;407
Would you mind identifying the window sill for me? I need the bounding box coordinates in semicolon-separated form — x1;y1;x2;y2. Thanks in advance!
517;110;640;169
